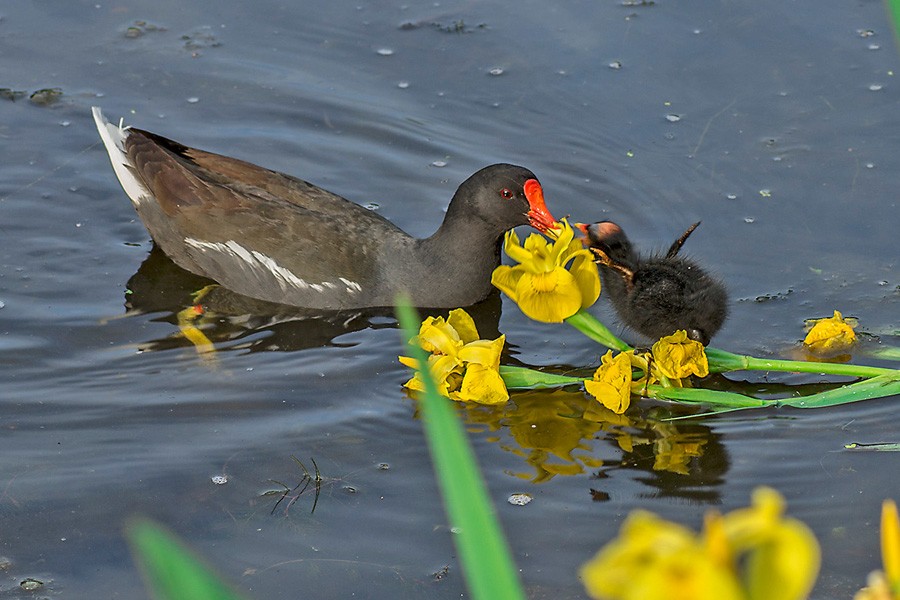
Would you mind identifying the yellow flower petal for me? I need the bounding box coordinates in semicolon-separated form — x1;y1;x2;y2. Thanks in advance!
490;264;525;300
416;316;462;356
627;552;745;600
458;335;505;369
447;308;480;345
398;355;419;370
430;354;462;387
585;350;632;414
744;519;820;600
456;364;509;404
402;353;463;397
515;267;583;323
804;309;857;354
580;511;699;599
721;487;820;600
569;247;602;309
881;499;900;589
703;511;732;568
503;228;539;266
403;373;425;392
652;330;710;380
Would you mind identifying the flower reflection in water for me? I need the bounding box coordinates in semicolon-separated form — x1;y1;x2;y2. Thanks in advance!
455;390;727;494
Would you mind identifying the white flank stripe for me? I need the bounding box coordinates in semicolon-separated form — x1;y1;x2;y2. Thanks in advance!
91;107;152;208
184;238;362;295
339;277;363;292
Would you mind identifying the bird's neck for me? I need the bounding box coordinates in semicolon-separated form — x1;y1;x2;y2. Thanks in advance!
405;218;504;306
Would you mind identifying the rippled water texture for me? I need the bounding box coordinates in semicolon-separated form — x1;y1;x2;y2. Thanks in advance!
1;1;898;598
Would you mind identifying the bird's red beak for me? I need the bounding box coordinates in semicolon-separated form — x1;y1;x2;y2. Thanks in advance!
523;179;557;233
575;222;590;241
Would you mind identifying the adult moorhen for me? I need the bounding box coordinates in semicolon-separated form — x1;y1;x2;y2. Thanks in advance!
580;221;728;345
92;107;557;310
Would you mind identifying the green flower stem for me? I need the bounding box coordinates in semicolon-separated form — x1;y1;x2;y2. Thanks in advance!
499;365;584;388
565;310;897;378
565;310;631;352
646;385;772;409
705;347;897;378
499;364;770;409
498;365;900;411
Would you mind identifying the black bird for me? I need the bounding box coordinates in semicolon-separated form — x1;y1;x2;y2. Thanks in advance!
579;221;728;345
93;107;557;310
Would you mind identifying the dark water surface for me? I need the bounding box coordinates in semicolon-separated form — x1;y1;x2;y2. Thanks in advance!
2;1;898;598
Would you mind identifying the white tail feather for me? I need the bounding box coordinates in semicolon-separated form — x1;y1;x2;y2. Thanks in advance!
91;106;152;207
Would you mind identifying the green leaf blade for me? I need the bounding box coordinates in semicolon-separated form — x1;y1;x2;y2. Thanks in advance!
127;519;247;600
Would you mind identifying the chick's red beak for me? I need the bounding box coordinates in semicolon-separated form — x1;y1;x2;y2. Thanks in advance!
523;179;557;233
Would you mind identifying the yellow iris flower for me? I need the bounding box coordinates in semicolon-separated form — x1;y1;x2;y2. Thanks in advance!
804;309;857;355
585;350;633;414
583;334;710;413
652;330;710;380
491;219;600;323
580;510;745;600
581;487;820;600
855;499;900;600
399;308;509;405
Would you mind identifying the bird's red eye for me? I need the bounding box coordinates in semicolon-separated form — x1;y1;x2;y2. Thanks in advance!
500;188;514;199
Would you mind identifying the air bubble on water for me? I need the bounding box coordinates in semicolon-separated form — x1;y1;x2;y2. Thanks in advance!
508;493;533;506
